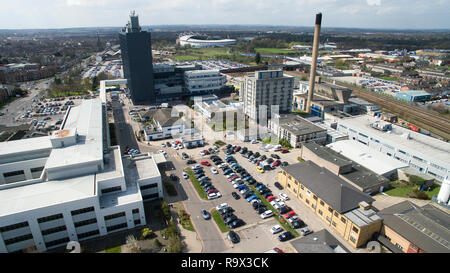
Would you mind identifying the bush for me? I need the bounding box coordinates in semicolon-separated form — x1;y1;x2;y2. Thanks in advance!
409;175;426;186
154;239;162;248
160;201;171;221
140;228;154;240
168;235;183;253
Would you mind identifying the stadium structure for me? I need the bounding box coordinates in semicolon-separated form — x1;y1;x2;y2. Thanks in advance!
177;33;236;48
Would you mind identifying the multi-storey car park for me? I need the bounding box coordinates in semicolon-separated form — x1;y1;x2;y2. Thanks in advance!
0;98;165;253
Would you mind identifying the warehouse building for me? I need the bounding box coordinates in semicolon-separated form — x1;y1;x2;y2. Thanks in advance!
300;142;391;194
327;140;409;179
0;99;164;253
396;90;431;102
377;201;450;253
336;115;450;181
279;161;382;248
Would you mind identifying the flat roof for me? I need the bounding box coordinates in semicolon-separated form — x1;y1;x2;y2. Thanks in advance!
290;229;350;253
338;115;450;167
45;99;104;171
0;136;52;162
327;140;409;175
0;174;95;217
275;114;326;136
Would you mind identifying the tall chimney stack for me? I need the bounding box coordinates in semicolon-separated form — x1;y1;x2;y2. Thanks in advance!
305;12;322;113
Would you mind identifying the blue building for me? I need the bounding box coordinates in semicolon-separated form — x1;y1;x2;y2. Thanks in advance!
396;90;431;102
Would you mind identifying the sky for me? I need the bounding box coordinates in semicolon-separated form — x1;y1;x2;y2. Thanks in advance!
0;0;449;30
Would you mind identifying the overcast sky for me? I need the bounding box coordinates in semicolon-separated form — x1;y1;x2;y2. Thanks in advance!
1;0;449;30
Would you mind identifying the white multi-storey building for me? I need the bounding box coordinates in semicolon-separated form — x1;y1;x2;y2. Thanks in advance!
0;99;164;253
184;70;226;94
336;115;450;182
241;70;294;122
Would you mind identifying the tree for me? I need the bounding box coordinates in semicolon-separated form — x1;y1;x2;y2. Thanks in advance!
125;235;141;253
255;52;261;64
141;228;154;240
91;76;99;90
168;235;183;253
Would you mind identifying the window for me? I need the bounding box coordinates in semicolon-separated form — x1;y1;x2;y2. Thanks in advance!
318;209;323;215
38;213;63;223
106;223;128;232
77;230;100;239
101;186;122;194
3;170;25;177
132;209;140;214
104;212;125;221
45;237;69;248
326;216;331;222
74;218;97;228
287;183;291;188
313;195;318;200
4;234;33;246
332;221;337;227
71;207;95;216
134;219;141;225
320;201;325;206
142;193;159;200
293;189;297;193
306;199;310;204
349;236;356;244
0;221;29;232
352;226;359;233
41;225;67;236
300;185;304;190
30;166;44;173
299;193;303;199
328;207;333;213
341;217;346;224
140;183;158;191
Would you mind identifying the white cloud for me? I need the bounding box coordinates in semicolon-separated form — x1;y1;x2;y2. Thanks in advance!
367;0;381;6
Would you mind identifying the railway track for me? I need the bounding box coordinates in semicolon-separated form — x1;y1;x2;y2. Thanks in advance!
333;80;450;140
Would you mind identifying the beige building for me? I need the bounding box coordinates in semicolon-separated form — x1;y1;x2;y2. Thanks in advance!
240;70;294;122
279;161;382;248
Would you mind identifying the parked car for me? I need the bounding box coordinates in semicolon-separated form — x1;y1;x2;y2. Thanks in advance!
181;152;189;159
300;227;312;236
281;161;289;166
280;149;289;154
270;225;283;234
211;167;218;174
271;154;280;159
279;193;290;201
246;195;258;202
278;231;293;242
208;192;222;200
256;166;265;173
187;159;196;164
182;172;188;179
201;209;210;220
216;203;229;211
227;231;240;243
291;220;306;229
228;219;244;229
231;192;240;200
284;211;297;219
201;160;211;166
260;210;273;219
274;182;283;190
170;174;178;181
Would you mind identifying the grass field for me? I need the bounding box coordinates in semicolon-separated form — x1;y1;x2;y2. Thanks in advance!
249;186;299;237
105;244;121;253
254;48;296;54
184;168;208;200
384;184;440;199
210;209;230;233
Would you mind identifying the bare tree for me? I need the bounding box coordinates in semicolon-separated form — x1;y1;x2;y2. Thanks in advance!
125;235;141;253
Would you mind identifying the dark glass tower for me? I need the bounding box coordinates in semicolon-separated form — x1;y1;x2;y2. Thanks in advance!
119;11;155;104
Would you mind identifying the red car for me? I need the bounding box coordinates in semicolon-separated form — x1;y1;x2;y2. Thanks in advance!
273;247;284;253
201;160;211;166
204;150;210;155
233;146;241;152
267;195;276;202
207;189;219;194
283;211;297;219
281;149;289;153
228;175;238;182
272;161;280;166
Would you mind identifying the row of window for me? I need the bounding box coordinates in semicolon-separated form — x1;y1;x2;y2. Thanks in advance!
45;237;69;248
74;218;97;228
140;183;158;191
38;213;63;224
3;170;25;178
101;186;122;194
0;221;29;233
4;234;33;246
104;212;125;221
41;225;67;236
77;229;100;239
142;193;159;200
71;206;95;216
106;223;128;232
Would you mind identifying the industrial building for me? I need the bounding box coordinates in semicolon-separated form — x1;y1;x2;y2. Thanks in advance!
241;70;294;122
327;140;409;179
336;115;450;181
300;142;391;194
119;11;155;104
0;98;164;253
395;90;431;102
377;201;450;253
278;161;382;248
267;113;327;148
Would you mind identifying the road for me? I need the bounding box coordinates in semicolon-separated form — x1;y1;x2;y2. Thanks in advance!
110;93;229;253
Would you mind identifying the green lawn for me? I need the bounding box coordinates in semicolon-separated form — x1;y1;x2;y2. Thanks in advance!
105;244;121;253
184;168;208;200
173;55;200;61
384;182;440;199
254;48;296;54
249;186;299;237
210;209;230;233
